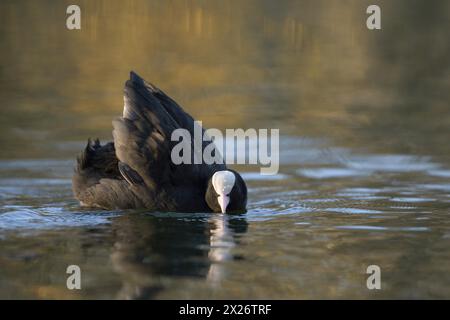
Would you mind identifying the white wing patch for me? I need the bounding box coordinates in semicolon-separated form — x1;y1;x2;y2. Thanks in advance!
212;171;236;195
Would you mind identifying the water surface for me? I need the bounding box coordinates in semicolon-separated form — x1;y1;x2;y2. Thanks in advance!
0;0;450;299
1;138;450;299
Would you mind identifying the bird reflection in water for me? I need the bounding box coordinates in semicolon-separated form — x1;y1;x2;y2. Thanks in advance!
207;214;246;285
109;212;247;299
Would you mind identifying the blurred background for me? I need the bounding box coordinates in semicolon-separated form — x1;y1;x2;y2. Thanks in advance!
1;0;450;299
1;0;449;159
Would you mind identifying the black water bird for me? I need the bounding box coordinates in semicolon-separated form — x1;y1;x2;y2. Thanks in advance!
72;71;247;213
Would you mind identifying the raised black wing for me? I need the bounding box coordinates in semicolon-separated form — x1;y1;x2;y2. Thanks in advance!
113;71;226;190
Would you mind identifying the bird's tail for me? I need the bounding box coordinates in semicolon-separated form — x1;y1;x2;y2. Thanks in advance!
72;138;120;197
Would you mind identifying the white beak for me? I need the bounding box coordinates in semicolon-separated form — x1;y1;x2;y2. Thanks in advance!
218;194;230;213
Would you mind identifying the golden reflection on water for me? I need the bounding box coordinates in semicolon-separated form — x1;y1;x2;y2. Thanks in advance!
0;0;449;158
0;1;449;299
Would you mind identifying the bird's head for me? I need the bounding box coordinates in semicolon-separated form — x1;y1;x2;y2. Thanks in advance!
206;170;247;214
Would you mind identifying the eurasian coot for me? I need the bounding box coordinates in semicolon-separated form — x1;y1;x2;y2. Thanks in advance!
72;71;247;213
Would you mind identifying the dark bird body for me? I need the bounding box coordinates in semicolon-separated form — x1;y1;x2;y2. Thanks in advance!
72;72;247;213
